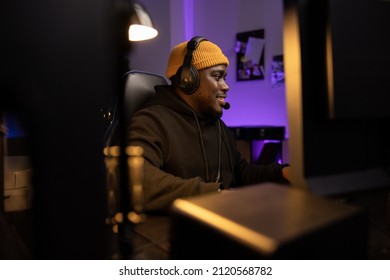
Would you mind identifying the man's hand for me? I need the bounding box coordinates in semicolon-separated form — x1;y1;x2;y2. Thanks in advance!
282;166;291;182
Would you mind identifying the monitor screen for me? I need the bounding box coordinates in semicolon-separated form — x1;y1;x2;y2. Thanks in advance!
283;0;390;196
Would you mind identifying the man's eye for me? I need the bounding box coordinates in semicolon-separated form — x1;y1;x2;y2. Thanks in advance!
211;71;227;81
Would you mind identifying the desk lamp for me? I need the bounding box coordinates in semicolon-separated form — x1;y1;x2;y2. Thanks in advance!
128;2;158;41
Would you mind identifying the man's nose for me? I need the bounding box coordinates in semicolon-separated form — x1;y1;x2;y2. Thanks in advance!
221;80;229;92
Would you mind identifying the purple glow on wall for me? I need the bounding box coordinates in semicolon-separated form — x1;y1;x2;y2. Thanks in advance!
184;0;194;40
221;81;288;132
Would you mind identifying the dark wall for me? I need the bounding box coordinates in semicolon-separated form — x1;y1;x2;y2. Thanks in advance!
1;0;125;259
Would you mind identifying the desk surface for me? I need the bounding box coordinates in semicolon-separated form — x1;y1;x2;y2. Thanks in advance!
130;187;390;260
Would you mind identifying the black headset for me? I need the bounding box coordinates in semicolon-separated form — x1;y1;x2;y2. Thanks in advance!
176;36;208;95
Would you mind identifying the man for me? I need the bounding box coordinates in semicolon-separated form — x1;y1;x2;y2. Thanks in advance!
127;36;290;212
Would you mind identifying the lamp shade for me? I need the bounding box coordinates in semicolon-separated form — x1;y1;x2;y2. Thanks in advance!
128;3;158;41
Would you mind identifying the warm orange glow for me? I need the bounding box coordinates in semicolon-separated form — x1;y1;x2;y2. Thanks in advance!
283;6;307;191
326;23;335;119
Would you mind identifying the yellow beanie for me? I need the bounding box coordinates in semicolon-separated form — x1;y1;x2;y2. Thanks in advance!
165;39;229;79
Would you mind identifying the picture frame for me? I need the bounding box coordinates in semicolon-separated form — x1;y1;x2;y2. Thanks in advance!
235;29;265;81
271;54;284;87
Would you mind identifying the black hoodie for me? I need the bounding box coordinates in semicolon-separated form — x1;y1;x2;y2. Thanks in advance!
127;85;288;212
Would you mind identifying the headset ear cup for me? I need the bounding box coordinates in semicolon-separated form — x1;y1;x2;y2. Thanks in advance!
184;66;200;95
175;66;183;84
176;36;207;95
179;66;200;95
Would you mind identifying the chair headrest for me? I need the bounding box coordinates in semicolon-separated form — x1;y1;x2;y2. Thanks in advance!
123;70;168;123
104;70;168;147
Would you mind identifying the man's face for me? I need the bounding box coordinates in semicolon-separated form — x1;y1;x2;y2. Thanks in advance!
192;64;229;118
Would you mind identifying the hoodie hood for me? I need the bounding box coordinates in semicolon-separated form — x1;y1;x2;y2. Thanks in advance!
139;84;232;183
147;85;218;123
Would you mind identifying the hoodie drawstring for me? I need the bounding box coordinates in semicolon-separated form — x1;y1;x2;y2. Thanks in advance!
192;112;210;182
192;112;233;184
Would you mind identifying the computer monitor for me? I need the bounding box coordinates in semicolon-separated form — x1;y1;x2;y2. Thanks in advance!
2;0;129;259
283;0;390;196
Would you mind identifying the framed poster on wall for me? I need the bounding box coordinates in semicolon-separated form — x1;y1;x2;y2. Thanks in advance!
271;54;284;87
235;29;265;81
